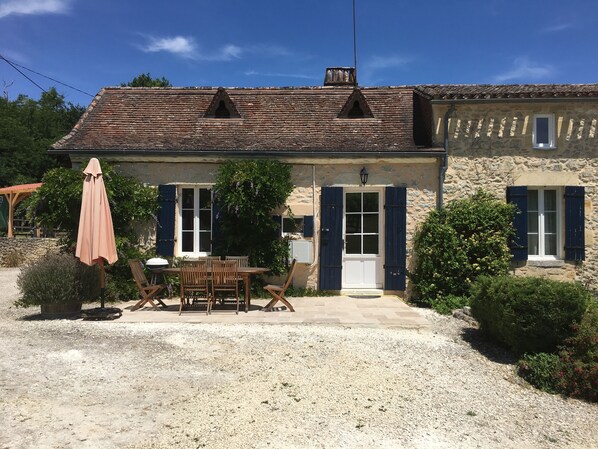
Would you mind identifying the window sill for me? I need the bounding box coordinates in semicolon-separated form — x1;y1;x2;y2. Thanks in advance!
532;146;557;150
527;259;564;267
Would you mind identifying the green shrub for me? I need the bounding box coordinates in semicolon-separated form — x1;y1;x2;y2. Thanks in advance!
26;161;159;302
518;353;561;393
556;299;598;402
3;248;25;267
429;295;470;315
470;276;588;354
15;253;100;307
213;160;294;275
410;190;514;312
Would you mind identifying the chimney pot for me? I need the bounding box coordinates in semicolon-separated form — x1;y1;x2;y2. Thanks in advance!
324;67;356;86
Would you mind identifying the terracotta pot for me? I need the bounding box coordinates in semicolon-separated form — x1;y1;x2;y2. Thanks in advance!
40;302;82;317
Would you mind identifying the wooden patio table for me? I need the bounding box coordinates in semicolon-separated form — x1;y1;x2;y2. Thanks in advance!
158;266;270;312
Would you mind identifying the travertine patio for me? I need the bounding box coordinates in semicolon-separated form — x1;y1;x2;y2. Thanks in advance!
114;295;431;329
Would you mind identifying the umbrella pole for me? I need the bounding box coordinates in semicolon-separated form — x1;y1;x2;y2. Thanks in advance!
99;260;106;309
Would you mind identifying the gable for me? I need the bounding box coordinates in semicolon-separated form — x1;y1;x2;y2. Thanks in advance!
204;88;241;118
337;89;374;119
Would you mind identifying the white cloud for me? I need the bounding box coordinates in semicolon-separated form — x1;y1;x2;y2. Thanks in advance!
142;36;197;59
541;22;574;33
220;44;243;60
494;57;555;82
366;55;410;70
139;36;291;62
359;54;410;85
0;0;70;19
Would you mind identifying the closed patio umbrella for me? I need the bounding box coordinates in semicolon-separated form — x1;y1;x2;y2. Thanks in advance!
75;158;119;316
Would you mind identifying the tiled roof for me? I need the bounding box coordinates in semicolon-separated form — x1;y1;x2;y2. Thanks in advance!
53;87;425;153
416;84;598;100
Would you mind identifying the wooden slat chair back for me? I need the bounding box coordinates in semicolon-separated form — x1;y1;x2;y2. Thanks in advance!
211;260;240;314
179;261;210;315
263;259;298;312
225;256;249;267
129;259;166;311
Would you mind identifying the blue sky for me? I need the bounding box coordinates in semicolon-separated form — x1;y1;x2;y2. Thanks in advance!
1;0;597;107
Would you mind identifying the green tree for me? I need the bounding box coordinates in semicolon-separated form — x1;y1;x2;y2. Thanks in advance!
26;161;159;300
121;73;172;87
213;160;294;275
410;190;515;312
0;88;84;187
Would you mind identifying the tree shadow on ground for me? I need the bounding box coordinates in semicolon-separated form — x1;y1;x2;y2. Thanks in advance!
460;326;518;365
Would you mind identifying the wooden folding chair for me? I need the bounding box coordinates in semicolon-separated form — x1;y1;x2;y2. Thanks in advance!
225;256;248;267
179;261;210;315
129;259;167;311
263;259;297;312
211;260;239;314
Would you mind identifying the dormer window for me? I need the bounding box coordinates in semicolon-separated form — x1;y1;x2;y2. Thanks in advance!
204;88;241;118
348;101;365;118
214;100;231;118
338;89;374;119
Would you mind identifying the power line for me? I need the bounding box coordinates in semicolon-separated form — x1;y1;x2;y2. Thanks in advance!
0;53;94;97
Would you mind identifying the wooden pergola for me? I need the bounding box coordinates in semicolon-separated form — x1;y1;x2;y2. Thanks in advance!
0;183;43;238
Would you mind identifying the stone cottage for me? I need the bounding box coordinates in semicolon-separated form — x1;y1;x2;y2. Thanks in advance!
51;70;597;293
418;84;597;289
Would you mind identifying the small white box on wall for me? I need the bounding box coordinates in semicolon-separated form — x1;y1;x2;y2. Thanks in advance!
289;240;312;264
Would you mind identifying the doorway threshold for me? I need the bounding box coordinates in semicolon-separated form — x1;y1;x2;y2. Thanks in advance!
342;289;384;298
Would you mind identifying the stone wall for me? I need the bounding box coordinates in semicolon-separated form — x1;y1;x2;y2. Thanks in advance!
117;159;440;292
433;101;597;288
0;238;61;267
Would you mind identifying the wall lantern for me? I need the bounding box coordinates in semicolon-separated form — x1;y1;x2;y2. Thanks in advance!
359;167;369;185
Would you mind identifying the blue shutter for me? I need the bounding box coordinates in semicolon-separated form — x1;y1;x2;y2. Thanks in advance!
565;186;585;261
156;185;176;257
507;186;528;261
303;215;314;238
211;195;222;254
319;187;343;290
384;186;407;291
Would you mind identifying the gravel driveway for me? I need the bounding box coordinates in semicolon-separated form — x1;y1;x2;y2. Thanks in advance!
0;267;596;449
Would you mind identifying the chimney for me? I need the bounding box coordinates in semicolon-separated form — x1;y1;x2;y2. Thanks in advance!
324;67;356;86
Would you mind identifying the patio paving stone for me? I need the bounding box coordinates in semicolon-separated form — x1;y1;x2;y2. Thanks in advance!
113;295;431;329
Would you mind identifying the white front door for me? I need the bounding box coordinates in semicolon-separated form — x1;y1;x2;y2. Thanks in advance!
342;190;383;289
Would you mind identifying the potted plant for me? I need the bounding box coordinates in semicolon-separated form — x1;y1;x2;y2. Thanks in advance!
15;253;100;316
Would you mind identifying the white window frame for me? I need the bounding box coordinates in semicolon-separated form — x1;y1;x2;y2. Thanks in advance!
528;187;562;260
177;185;213;257
532;114;556;149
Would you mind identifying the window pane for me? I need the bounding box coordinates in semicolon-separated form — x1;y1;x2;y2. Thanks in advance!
182;188;194;209
363;193;378;212
544;190;557;211
536;117;549;145
363;235;379;255
363;214;378;233
199;210;212;231
346;193;361;212
545;211;557;234
545;233;557;256
528;234;539;255
527;212;539;233
346;215;361;234
182;232;193;252
346;235;361;254
182;209;194;230
528;190;538;212
199;189;211;209
199;232;211;252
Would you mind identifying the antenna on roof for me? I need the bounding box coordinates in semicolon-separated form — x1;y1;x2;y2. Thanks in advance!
353;0;358;86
